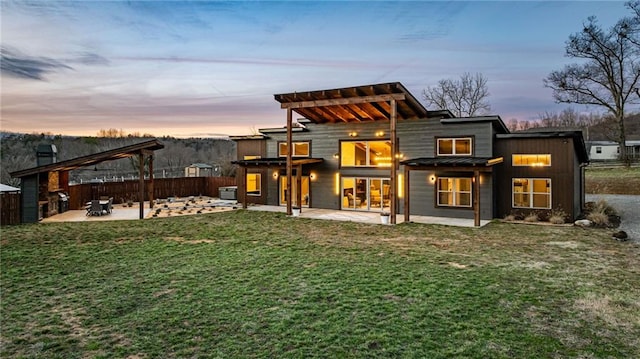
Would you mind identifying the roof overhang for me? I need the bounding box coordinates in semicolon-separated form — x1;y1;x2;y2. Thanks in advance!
232;158;324;167
497;131;589;164
274;82;434;123
10;139;165;178
401;157;504;171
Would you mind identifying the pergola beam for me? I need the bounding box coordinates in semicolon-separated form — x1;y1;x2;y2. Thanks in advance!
281;93;406;109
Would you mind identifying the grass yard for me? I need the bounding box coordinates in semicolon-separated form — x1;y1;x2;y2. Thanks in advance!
2;210;639;358
586;166;640;195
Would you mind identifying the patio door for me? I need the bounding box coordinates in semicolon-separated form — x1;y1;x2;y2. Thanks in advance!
280;176;310;207
341;177;390;212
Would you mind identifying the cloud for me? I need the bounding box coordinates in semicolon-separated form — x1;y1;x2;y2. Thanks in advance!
69;52;110;66
0;46;71;80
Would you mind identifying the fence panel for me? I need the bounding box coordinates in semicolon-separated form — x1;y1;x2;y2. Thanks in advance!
1;192;21;226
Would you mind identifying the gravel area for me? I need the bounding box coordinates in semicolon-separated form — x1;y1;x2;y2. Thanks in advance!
586;194;640;243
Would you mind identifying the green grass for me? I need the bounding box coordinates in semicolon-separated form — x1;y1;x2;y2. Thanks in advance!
2;210;639;358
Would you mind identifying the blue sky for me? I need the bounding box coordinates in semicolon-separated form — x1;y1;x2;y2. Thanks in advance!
0;1;632;138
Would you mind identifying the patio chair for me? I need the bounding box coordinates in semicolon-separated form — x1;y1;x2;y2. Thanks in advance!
104;197;114;214
86;200;102;216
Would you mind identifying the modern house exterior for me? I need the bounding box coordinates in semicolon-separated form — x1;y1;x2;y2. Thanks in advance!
232;83;589;225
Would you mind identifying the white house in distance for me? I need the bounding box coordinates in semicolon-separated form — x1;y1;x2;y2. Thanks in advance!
587;140;640;161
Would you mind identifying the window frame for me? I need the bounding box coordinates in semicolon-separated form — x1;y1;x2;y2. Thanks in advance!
278;141;310;158
339;140;392;168
512;154;551;167
512;178;551;209
436;177;473;208
436;137;473;156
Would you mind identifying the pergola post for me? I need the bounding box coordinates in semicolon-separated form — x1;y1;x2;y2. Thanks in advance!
138;152;145;219
148;154;154;208
296;164;302;212
240;166;247;209
404;166;410;222
390;99;397;224
286;107;293;215
474;170;480;227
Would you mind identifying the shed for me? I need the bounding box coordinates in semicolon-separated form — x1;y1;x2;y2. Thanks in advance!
184;163;217;177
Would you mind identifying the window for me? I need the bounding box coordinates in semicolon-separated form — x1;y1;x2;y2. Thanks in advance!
244;155;261;160
246;173;261;196
512;154;551;167
340;140;392;167
279;142;310;157
512;178;551;209
437;138;472;156
437;177;472;207
596;147;602;154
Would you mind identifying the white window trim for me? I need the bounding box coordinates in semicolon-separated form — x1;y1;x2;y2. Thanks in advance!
278;142;310;158
437;177;472;208
512;178;551;209
437;137;473;156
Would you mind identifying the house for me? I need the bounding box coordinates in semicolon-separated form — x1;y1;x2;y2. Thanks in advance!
586;140;640;161
232;82;589;226
184;163;218;177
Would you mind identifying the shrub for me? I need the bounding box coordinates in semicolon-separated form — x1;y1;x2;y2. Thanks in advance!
593;199;617;216
524;213;539;222
504;214;516;221
587;212;609;227
549;208;567;224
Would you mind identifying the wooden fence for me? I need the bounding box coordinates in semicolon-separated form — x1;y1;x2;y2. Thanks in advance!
67;177;236;210
1;192;21;226
0;177;236;224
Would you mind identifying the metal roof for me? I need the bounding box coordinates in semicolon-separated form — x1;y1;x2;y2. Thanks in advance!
401;157;504;168
10;139;165;178
232;157;324;167
274;82;447;123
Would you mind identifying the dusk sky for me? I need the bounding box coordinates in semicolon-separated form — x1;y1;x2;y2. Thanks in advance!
0;1;633;138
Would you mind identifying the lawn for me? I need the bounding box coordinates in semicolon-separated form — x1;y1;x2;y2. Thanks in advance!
586;166;640;194
2;210;639;358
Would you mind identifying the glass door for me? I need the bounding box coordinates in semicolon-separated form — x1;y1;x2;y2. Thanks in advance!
341;177;390;211
280;176;310;207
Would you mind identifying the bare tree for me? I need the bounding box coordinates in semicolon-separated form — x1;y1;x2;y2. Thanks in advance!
544;1;640;165
422;72;491;117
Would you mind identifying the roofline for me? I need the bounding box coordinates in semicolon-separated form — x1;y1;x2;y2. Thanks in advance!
441;116;509;134
496;130;589;163
10;139;165;178
229;135;268;140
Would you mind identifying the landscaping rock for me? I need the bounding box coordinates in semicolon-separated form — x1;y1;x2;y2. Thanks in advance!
574;219;593;227
612;230;629;241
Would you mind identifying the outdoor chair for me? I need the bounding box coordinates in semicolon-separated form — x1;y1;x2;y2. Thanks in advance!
104;197;113;214
86;200;102;216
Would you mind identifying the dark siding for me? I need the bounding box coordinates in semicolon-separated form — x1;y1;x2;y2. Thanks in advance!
494;137;580;220
236;139;267;205
21;175;39;223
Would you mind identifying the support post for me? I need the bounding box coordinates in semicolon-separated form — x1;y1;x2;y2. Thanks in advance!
404;166;410;222
138;152;145;220
474;170;480;227
241;166;247;209
148;155;154;208
286;108;293;215
296;164;302;212
390;99;397;224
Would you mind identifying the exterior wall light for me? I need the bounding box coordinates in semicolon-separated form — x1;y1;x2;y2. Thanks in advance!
348;131;358;137
333;152;340;159
273;171;279;179
310;172;317;181
375;130;385;137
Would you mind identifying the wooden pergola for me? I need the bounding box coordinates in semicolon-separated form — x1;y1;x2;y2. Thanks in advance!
401;157;503;227
10;139;164;222
274;82;432;224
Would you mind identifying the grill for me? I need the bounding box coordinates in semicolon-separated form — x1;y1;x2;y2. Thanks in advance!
58;193;69;213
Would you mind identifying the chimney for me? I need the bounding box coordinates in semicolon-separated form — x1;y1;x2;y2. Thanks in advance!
36;144;57;166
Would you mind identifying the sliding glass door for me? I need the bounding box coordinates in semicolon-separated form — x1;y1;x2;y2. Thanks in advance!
341;177;390;212
279;176;310;207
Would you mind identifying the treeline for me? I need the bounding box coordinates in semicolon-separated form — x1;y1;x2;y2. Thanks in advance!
505;109;639;142
0;133;236;187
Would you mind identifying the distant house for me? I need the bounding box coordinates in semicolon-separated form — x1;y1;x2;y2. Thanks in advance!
184;163;218;177
231;82;590;225
586;140;640;161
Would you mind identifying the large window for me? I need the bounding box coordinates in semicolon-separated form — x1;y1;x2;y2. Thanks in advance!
512;178;551;209
437;138;472;156
437;177;472;207
341;140;391;167
513;154;551;166
279;142;310;157
246;173;261;196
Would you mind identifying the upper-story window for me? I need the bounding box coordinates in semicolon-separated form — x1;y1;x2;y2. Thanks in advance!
341;140;392;167
512;154;551;167
278;142;310;157
437;138;472;156
243;155;261;160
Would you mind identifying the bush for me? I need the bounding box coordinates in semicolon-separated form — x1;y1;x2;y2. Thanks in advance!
504;214;516;221
524;213;539;222
549;208;567;224
587;212;610;227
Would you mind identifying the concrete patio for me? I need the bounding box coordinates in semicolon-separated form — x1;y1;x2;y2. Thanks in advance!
41;200;489;228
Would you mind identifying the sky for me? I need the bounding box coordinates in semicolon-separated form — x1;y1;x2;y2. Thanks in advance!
0;0;633;138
